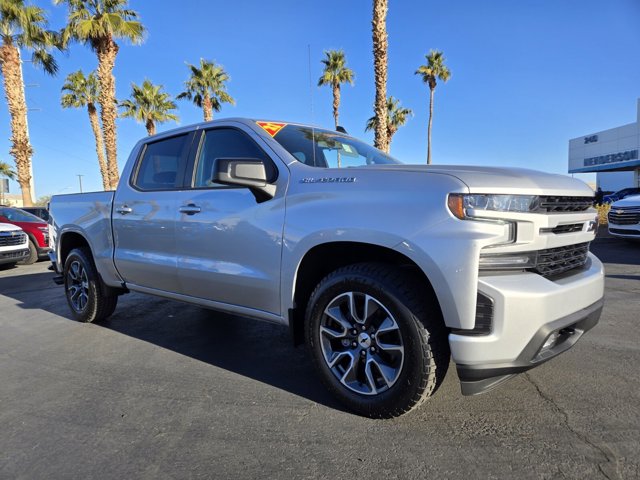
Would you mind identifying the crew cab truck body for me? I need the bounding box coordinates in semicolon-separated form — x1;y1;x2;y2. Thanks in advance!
49;119;604;417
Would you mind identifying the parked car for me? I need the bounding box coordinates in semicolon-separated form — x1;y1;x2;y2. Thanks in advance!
49;119;604;417
608;194;640;239
20;206;50;222
0;222;30;269
602;187;640;204
0;206;51;264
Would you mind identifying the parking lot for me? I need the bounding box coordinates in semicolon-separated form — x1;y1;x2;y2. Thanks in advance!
1;234;638;479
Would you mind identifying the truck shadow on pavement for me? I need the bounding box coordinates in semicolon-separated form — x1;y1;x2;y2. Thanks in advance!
102;295;346;411
0;269;345;412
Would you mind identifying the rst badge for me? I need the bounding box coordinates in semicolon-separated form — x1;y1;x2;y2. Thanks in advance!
300;177;356;184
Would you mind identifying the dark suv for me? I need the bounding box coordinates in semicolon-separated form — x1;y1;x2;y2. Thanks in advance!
0;207;50;264
20;206;50;222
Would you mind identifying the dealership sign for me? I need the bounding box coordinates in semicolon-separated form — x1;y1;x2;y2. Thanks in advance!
584;149;638;167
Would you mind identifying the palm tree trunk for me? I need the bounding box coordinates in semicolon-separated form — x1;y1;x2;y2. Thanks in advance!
0;43;35;206
386;125;396;153
427;87;434;165
372;0;389;152
332;83;340;128
96;38;120;190
203;94;213;122
87;103;109;190
145;118;156;136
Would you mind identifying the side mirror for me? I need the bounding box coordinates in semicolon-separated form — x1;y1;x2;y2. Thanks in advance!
213;157;276;201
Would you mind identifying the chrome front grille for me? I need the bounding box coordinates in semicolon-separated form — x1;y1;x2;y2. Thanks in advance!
533;242;590;277
608;207;640;225
0;231;27;247
535;196;593;213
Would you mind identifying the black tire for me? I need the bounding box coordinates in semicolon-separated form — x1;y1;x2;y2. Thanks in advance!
63;247;118;323
305;263;449;418
17;239;38;265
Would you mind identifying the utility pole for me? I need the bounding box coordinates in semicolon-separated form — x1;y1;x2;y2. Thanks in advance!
77;174;84;193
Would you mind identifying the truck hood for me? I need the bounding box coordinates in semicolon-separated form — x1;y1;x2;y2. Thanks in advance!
362;164;594;196
0;222;22;233
611;194;640;207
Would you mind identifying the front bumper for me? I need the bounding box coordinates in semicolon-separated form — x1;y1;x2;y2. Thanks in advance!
0;248;30;264
450;252;604;395
608;224;640;238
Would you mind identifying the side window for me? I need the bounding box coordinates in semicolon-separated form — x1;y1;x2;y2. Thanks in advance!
133;134;189;191
193;128;275;188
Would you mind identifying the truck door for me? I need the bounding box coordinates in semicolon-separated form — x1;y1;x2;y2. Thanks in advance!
112;132;193;292
173;126;287;315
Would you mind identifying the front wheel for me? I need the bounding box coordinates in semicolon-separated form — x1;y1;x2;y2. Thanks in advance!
305;263;449;418
17;239;38;265
63;247;117;323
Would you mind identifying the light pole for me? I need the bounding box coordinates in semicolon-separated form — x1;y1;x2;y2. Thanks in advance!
77;174;84;193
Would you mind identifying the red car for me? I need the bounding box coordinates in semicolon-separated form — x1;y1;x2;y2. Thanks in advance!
0;206;51;264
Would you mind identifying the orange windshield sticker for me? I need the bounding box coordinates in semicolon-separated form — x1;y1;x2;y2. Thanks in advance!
256;121;287;137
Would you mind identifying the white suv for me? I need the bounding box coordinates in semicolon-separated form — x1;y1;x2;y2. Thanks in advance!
0;222;29;269
608;194;640;239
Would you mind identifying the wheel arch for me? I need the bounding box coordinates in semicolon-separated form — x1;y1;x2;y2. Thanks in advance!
288;241;444;346
58;230;91;268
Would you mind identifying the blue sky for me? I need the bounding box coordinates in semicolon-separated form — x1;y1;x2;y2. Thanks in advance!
2;0;639;198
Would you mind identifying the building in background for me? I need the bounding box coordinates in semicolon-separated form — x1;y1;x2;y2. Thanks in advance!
568;99;640;192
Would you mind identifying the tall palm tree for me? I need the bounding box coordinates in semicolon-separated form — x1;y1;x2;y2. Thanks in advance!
365;96;413;153
120;79;178;136
318;49;354;129
61;70;109;190
415;50;450;165
371;0;388;152
177;59;234;122
56;0;145;190
0;0;58;206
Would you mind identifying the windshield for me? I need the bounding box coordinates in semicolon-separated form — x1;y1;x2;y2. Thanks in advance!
270;125;402;168
0;207;43;223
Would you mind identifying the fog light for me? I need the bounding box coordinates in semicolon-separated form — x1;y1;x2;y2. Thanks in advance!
479;251;537;270
540;331;561;353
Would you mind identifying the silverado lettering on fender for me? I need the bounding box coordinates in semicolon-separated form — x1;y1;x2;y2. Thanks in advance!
49;119;604;418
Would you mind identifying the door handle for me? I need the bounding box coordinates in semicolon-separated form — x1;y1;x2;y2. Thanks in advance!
116;205;133;215
179;204;202;215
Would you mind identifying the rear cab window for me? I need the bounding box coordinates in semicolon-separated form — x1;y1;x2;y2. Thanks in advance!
132;134;191;191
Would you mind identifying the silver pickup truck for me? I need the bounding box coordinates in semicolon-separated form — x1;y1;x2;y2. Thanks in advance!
49;119;604;417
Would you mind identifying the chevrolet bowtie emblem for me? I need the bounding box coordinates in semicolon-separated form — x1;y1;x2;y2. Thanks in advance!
616;210;624;214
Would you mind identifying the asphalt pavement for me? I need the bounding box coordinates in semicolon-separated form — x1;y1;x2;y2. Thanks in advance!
0;235;638;479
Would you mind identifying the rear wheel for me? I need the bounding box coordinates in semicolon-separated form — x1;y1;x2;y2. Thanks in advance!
63;247;118;323
305;263;449;418
17;239;38;265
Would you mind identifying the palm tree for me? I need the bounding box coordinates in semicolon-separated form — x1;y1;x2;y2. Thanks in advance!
0;0;58;206
415;50;451;164
177;59;234;122
56;0;145;190
318;49;354;129
61;70;109;190
365;96;413;153
0;160;15;204
120;79;178;136
371;0;388;152
0;160;15;179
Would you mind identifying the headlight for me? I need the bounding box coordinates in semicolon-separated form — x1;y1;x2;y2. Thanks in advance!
448;194;539;219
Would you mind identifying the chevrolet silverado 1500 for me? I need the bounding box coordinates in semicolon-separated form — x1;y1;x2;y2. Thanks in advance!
49;119;604;417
